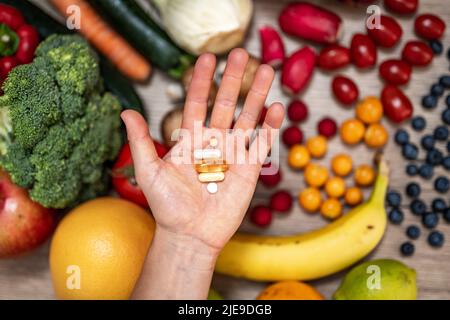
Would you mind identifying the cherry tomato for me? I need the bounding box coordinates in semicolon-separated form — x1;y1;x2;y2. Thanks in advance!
367;15;403;48
332;75;359;105
0;56;18;80
379;59;412;85
14;24;40;64
112;142;169;208
384;0;418;14
350;34;377;68
317;45;351;70
402;41;433;66
414;14;446;40
381;85;413;123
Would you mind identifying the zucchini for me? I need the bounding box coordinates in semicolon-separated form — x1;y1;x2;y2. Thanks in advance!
90;0;193;79
0;0;147;118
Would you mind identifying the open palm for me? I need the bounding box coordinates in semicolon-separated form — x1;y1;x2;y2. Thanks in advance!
122;49;284;253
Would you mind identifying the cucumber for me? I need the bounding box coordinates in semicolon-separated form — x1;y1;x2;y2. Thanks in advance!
90;0;193;78
0;0;147;118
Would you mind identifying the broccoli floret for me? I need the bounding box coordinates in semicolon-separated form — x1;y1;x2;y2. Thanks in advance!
0;35;123;209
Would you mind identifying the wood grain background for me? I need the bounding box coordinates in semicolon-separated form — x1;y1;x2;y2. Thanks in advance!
0;0;449;300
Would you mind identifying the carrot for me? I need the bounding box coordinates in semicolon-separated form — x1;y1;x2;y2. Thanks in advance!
50;0;151;81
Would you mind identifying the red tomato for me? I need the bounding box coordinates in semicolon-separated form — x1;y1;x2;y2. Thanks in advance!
379;59;412;85
367;15;403;48
317;45;351;70
414;14;446;40
350;34;377;68
384;0;418;14
402;41;433;66
332;75;359;105
381;85;413;123
112;141;169;208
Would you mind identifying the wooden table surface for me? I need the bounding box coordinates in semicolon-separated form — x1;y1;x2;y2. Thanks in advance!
1;0;449;300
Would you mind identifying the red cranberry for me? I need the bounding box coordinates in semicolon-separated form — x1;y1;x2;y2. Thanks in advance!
379;59;412;85
317;45;351;70
259;167;282;188
318;117;338;138
350;34;377;68
367;15;403;48
384;0;418;14
250;205;273;227
332;75;359;105
381;85;413;123
414;14;446;40
282;126;304;147
287;100;308;122
258;106;268;125
402;41;433;66
270;190;293;213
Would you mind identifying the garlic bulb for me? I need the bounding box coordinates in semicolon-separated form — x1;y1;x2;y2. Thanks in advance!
151;0;253;55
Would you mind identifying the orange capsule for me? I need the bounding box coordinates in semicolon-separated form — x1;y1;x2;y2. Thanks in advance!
299;187;322;213
364;123;389;148
340;119;366;145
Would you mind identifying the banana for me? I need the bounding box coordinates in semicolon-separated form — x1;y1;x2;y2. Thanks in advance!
215;160;389;281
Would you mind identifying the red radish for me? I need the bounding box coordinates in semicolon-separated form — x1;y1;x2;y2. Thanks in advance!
367;15;403;48
402;41;433;66
381;85;413;123
279;2;342;45
317;45;351;70
332;75;359;105
250;205;273;227
258;106;268;125
259;167;282;188
287;100;309;123
259;26;285;68
350;34;377;68
384;0;418;14
379;59;412;85
281;47;316;95
270;190;293;213
318;117;338;138
282;126;304;147
414;14;446;40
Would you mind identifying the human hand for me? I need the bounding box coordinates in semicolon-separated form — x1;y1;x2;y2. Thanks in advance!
122;49;284;258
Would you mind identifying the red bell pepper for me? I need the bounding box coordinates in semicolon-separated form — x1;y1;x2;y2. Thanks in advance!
0;4;40;85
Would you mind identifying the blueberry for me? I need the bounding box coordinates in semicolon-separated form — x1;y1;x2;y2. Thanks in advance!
439;75;450;89
442;109;450;125
435;176;450;193
447;94;450;108
426;148;443;166
419;164;434;179
406;225;421;240
402;143;418;160
447;141;450;153
386;191;402;207
422;212;439;229
429;40;443;55
428;231;445;248
421;135;435;151
406;164;419;176
406;182;421;198
400;242;415;256
443;157;450;170
432;198;447;213
434;126;449;141
431;83;445;96
444;208;450;223
422;95;437;109
395;129;409;145
388;208;404;224
411;116;426;131
410;199;427;216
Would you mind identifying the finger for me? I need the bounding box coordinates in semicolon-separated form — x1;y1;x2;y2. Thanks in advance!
121;110;160;177
249;102;285;166
210;48;249;129
182;53;216;130
234;64;275;132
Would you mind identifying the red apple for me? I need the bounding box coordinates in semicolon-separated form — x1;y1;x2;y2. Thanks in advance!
0;170;54;258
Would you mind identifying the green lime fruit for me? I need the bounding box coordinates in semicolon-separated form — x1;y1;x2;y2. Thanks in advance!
208;289;223;300
333;259;417;300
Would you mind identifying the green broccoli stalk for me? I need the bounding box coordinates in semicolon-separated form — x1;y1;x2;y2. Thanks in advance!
0;35;123;209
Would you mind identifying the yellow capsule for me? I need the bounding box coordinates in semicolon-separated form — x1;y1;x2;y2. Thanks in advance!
195;162;229;173
198;172;225;183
